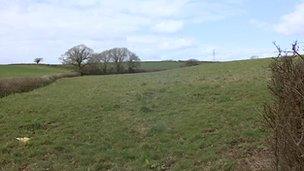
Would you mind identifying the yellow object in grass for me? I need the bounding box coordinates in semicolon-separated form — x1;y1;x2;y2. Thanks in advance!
16;137;31;143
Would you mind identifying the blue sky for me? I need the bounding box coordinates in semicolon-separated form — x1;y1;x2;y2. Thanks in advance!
0;0;303;64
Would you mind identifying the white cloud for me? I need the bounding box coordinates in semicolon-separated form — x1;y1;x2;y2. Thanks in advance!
126;35;196;52
158;38;195;50
275;2;304;36
0;0;245;63
152;20;184;33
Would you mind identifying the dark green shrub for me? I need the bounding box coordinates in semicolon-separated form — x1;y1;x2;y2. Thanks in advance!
184;59;200;67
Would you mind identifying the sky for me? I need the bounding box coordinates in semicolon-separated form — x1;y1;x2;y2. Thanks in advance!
0;0;303;64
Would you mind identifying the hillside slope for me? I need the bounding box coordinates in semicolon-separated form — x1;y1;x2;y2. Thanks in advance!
0;59;271;170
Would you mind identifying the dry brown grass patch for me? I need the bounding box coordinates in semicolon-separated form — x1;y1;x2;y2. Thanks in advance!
0;72;80;97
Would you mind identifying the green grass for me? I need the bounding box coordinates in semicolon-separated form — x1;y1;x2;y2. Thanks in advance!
0;59;271;170
140;61;185;71
0;65;70;78
0;62;184;79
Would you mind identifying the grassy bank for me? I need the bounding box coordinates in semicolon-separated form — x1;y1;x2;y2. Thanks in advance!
0;59;271;170
0;72;80;97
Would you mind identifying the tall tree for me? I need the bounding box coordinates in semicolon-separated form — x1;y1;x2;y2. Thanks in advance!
91;51;112;73
106;48;140;73
127;52;140;73
107;48;128;73
60;45;93;73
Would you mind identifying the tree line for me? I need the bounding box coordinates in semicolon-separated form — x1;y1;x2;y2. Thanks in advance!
59;44;141;75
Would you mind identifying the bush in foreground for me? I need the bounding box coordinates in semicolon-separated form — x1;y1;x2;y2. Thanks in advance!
264;42;304;170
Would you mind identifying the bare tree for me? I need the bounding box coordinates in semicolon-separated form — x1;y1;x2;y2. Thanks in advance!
66;46;140;74
127;52;140;73
60;45;93;73
34;58;43;64
107;48;129;73
105;48;140;73
90;51;112;73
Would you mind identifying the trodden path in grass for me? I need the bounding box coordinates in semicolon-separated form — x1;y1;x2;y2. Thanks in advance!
0;59;271;170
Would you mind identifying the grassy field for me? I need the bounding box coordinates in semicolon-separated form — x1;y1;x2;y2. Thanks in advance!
0;65;70;78
0;59;271;170
0;61;184;79
140;61;185;71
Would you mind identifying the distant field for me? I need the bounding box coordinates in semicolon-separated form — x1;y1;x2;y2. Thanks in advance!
0;65;70;78
140;61;185;71
0;58;271;170
0;61;184;79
